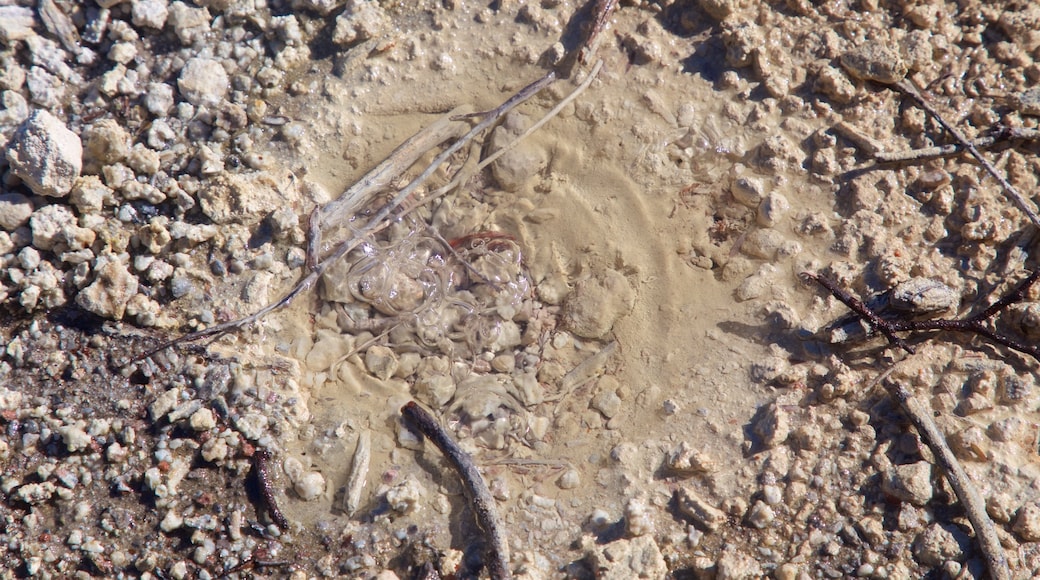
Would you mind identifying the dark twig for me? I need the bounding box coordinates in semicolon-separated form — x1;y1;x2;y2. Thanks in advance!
253;448;289;530
579;0;618;65
894;79;1040;229
875;368;1011;580
800;272;914;354
804;270;1040;362
401;402;511;580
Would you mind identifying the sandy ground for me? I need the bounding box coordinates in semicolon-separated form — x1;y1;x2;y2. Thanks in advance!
3;0;1040;578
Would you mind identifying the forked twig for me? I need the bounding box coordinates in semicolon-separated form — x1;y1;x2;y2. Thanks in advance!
893;79;1040;229
803;270;1040;362
401;401;511;580
867;363;1010;580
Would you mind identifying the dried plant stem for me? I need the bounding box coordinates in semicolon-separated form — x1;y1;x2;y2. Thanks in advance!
894;79;1040;229
343;431;371;516
401;401;511;580
874;368;1011;580
871;126;1040;163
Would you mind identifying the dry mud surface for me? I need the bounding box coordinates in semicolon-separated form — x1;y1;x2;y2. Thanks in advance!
3;0;1040;578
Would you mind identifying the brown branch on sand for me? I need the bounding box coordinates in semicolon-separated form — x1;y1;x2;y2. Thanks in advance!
868;364;1011;580
401;401;511;580
801;270;1040;363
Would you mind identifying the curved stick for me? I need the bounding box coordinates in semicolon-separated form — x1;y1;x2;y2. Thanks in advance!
401;402;511;580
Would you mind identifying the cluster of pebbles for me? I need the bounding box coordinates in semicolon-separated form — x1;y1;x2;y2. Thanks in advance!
3;0;1040;578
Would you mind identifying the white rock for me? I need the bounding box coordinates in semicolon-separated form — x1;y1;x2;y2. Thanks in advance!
168;2;211;45
881;461;933;506
716;546;764;580
6;109;82;198
557;468;580;489
746;500;774;528
26;66;64;108
69;175;113;214
757;192;790;227
0;6;36;43
912;523;968;566
149;388;181;421
83;119;131;168
189;408;215;431
29;204;75;251
57;424;93;452
294;471;326;501
489;112;547;192
0;90;30;129
1014;502;1040;541
364;345;399;381
563;270;635;339
385;477;425;514
15;482;56;504
293;0;344;15
132;0;169;29
333;0;390;45
177;57;228;107
753;402;790;449
144;82;175;116
76;254;140;320
676;486;726;531
591;388;622;419
584;534;667;579
160;509;183;532
234;413;268;441
0;193;33;231
0;387;24;411
625;496;654;536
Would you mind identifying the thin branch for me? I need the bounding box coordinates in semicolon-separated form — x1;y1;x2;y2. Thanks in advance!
872;127;1040;163
401;401;511;580
879;372;1011;580
894;79;1040;229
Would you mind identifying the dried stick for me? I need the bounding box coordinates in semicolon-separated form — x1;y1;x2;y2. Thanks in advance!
894;79;1040;229
579;0;618;65
343;430;371;516
317;106;472;238
876;370;1011;580
804;269;1040;362
401;60;603;218
401;401;511;580
800;273;913;353
872;127;1040;163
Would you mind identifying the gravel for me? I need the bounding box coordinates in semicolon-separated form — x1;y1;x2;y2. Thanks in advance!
3;0;1040;578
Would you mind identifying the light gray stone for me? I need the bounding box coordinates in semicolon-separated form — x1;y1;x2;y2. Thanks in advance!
0;193;33;231
6;109;82;197
75;254;139;320
177;57;228;107
881;461;933;506
132;0;169;29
